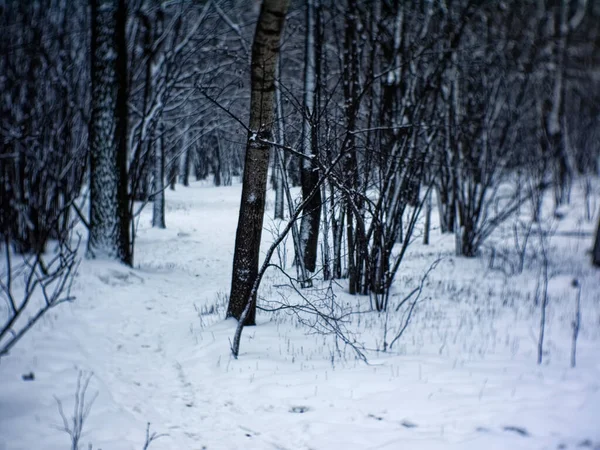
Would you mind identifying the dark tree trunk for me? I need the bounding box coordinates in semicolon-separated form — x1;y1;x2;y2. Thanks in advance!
195;146;208;181
227;0;289;326
182;143;191;187
152;123;166;229
299;0;321;274
169;145;178;191
423;188;432;245
273;151;285;220
343;0;360;295
88;0;131;266
593;215;600;267
548;0;572;209
212;133;222;187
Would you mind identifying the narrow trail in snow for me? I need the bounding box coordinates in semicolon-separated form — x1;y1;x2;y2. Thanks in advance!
2;182;599;450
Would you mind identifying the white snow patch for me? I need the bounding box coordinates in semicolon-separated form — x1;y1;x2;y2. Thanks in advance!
1;181;599;450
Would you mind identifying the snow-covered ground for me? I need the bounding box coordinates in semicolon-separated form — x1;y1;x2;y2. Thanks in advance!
1;181;599;450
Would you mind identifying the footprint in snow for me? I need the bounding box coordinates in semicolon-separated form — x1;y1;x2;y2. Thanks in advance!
367;413;384;421
400;420;418;429
366;415;417;429
289;405;310;414
98;270;144;286
555;439;600;450
502;425;530;437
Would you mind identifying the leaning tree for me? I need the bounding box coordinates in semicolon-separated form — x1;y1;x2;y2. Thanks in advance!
227;0;290;326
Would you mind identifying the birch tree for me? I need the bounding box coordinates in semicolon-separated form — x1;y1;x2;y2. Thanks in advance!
145;8;167;229
88;0;132;265
227;0;290;325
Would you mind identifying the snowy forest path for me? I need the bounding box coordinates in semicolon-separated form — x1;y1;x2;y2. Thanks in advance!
73;185;244;448
2;183;600;450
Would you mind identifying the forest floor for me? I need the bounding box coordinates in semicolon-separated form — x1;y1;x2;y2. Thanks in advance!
1;180;599;450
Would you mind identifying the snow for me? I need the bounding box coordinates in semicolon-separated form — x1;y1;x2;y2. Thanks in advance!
1;180;599;450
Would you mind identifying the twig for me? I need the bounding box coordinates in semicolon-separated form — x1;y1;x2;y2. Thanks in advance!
142;422;168;450
389;258;442;350
571;279;581;368
231;150;347;358
537;226;550;365
54;371;98;450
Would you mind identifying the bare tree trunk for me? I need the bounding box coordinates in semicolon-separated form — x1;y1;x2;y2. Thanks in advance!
152;122;166;228
545;0;587;209
593;215;600;267
547;0;570;208
212;133;222;187
169;142;178;191
299;0;321;275
182;145;191;187
449;47;465;257
228;0;289;325
320;181;331;280
88;0;131;266
343;0;359;295
274;130;310;286
423;188;432;245
273;61;286;220
273;151;285;220
148;10;166;229
181;124;191;187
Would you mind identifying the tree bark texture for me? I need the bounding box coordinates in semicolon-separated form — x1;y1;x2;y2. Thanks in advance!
88;0;132;266
228;0;289;325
